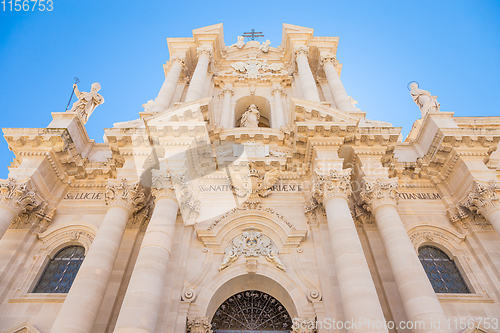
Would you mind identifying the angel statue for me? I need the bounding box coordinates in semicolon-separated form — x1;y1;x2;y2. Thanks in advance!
68;82;104;124
227;163;280;208
260;39;271;53
240;104;260;128
409;82;440;117
231;36;246;49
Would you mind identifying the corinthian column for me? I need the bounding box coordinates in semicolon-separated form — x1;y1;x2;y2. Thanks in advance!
152;54;185;112
461;180;500;237
361;179;450;333
219;84;234;128
321;54;356;111
295;46;320;102
51;180;146;333
185;45;213;102
272;83;287;128
311;169;388;333
114;171;178;333
186;317;212;333
0;179;37;240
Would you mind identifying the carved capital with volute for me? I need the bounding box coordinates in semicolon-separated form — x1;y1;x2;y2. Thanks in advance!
461;180;500;218
294;45;309;58
219;83;234;97
312;168;353;202
271;82;285;96
320;53;337;67
0;179;38;216
186;316;213;333
105;179;146;214
360;178;399;211
197;45;213;59
151;169;176;201
292;317;316;333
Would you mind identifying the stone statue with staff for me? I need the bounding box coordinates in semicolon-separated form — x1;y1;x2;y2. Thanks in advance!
67;82;105;124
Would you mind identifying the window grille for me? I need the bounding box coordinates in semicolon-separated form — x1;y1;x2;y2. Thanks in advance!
418;246;470;294
33;245;85;293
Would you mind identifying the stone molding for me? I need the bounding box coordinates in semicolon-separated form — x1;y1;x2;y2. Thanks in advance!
2;322;42;333
0;179;38;216
38;223;98;254
360;178;399;211
186;316;213;333
219;229;285;271
105;179;146;214
292;317;316;333
461;180;500;218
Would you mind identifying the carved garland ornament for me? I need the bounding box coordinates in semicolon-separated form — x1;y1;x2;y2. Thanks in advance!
219;230;285;271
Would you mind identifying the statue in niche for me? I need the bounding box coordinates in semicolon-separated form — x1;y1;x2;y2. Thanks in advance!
231;36;245;49
240;104;260;128
410;82;440;116
68;82;104;124
260;39;271;53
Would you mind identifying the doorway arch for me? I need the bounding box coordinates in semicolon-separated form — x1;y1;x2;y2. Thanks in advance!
211;290;292;332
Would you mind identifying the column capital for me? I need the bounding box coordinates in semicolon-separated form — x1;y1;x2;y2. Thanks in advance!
197;45;213;59
105;179;146;214
320;53;337;66
271;82;285;96
186;316;213;333
360;178;399;211
292;317;316;333
0;179;38;216
294;45;309;58
312;168;353;203
219;84;234;97
170;53;186;64
151;170;177;201
461;180;500;218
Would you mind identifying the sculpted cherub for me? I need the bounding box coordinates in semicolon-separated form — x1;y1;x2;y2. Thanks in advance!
227;163;280;208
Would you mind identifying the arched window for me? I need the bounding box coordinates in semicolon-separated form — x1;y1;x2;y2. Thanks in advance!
418;246;470;294
33;245;85;293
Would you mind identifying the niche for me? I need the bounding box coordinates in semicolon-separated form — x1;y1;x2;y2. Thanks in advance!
234;96;271;128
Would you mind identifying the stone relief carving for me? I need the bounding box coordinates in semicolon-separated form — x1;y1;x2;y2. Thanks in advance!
410;82;440;116
292;317;317;333
227;163;280;209
186;316;213;333
12;201;55;233
67;82;104;124
230;59;285;78
0;179;38;216
260;39;271;53
208;204;294;230
219;229;285;271
461;180;500;218
240;104;260;128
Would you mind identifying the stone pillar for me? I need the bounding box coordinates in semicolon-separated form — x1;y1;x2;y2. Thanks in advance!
0;180;37;240
51;180;145;333
461;180;500;237
272;83;287;128
321;53;356;111
152;55;185;112
361;178;450;333
219;84;234;128
295;46;320;103
313;169;388;333
186;317;213;333
114;171;178;333
185;45;213;102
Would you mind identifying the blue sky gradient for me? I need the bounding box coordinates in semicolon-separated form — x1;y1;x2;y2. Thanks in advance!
1;0;499;178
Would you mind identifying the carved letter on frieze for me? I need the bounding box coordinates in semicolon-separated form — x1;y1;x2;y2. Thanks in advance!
105;179;146;213
187;317;213;333
360;178;399;212
219;230;285;272
0;179;38;216
461;180;500;218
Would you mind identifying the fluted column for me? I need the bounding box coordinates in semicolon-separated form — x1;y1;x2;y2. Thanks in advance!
114;171;178;333
461;180;500;237
219;84;234;128
152;55;185;112
321;53;356;111
361;178;450;333
295;46;320;102
312;169;388;333
185;45;213;102
272;83;287;128
0;180;37;240
51;180;146;333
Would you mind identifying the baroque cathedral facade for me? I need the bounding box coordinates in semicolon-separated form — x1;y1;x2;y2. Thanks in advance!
1;23;500;333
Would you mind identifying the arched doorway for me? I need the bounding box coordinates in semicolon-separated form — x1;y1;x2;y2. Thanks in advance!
211;290;292;332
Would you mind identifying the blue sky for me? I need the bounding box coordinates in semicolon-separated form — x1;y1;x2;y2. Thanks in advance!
1;0;499;179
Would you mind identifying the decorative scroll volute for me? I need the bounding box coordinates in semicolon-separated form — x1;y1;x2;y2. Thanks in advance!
292;318;316;333
461;180;500;217
320;53;337;66
105;179;146;214
360;178;399;211
196;45;213;59
186;317;213;333
0;179;38;216
294;45;309;57
313;168;353;202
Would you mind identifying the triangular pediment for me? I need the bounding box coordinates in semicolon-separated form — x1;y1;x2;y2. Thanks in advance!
291;98;363;124
3;322;41;333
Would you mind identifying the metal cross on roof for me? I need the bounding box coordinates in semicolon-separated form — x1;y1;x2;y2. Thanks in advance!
242;29;264;41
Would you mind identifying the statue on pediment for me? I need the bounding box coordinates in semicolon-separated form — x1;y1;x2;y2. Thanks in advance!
68;82;104;124
260;39;271;53
410;82;440;116
231;36;245;49
240;104;260;127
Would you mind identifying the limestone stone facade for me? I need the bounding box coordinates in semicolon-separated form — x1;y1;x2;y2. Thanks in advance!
1;23;500;333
